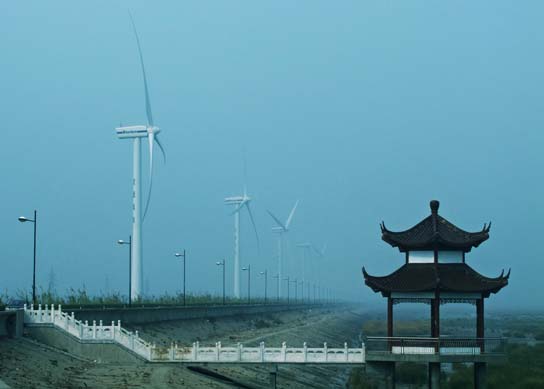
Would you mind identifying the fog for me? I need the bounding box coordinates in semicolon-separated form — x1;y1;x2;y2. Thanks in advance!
1;1;542;309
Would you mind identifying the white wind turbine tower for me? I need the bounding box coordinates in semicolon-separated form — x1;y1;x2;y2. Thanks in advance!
225;181;259;299
115;14;166;301
267;201;299;298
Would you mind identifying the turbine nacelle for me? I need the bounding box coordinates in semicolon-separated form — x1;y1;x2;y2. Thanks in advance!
116;125;160;139
116;125;148;139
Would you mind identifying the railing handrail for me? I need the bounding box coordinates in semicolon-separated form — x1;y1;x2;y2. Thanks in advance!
365;336;504;341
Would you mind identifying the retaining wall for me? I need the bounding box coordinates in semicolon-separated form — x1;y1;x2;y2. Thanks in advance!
26;325;146;363
69;303;329;325
0;311;23;338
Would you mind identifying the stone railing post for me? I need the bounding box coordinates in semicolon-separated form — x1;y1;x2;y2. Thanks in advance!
84;321;89;339
50;304;54;323
362;342;365;362
169;342;175;361
79;320;83;338
111;322;115;339
193;342;198;361
344;342;349;361
260;342;265;362
303;342;308;362
24;303;27;311
216;342;221;361
38;304;42;321
99;320;103;338
237;343;242;362
282;341;287;362
92;321;97;339
130;332;135;350
324;342;328;362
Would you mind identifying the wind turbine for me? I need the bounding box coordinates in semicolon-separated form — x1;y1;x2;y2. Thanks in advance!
225;181;259;299
312;243;327;292
267;200;299;298
115;14;166;301
296;242;312;286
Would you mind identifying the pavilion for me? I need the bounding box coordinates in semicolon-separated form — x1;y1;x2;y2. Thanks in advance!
363;200;509;389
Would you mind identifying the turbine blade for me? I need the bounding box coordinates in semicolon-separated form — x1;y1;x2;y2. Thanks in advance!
267;209;286;230
129;12;153;127
143;132;154;219
321;243;327;256
285;200;299;229
155;135;166;163
246;203;260;250
243;151;248;197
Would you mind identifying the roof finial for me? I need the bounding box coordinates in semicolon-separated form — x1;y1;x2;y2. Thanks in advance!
430;200;440;215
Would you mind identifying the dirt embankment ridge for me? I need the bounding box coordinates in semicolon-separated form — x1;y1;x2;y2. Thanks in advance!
0;305;365;388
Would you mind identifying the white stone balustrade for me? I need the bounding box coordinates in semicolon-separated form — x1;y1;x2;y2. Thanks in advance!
23;305;365;364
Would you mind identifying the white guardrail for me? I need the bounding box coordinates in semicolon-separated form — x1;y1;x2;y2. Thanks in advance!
23;304;365;364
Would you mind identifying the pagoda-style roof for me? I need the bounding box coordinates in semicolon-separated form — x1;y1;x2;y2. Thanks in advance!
362;263;510;298
380;200;490;252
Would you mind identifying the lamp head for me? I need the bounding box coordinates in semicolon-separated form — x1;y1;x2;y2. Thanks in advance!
18;216;30;223
175;253;182;257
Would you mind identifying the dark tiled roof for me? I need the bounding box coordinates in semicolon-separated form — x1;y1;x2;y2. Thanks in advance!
380;200;490;252
362;263;509;298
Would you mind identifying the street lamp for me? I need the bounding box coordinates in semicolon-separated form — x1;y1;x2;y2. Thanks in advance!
299;279;304;304
18;210;37;305
259;270;268;305
175;251;187;306
216;259;226;305
272;274;280;303
242;265;251;305
117;237;132;307
284;276;290;304
291;278;298;302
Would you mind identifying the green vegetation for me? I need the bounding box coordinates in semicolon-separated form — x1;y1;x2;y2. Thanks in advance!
1;286;308;309
352;314;544;388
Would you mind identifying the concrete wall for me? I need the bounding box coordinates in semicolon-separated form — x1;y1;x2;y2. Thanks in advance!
69;303;327;325
26;325;145;364
0;311;23;338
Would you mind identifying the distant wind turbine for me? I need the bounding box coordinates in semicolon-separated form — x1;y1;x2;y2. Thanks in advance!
115;13;166;301
267;201;299;298
225;177;259;299
296;242;312;286
312;243;327;289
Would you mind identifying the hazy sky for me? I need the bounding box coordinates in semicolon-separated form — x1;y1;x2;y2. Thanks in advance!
1;1;542;309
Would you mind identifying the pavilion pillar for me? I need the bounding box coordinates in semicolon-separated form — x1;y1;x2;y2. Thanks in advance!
476;299;484;341
474;299;486;389
429;292;441;389
387;297;393;338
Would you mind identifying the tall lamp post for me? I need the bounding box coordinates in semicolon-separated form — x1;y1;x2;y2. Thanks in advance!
216;259;226;305
19;210;37;305
291;278;298;302
174;251;187;306
117;237;132;307
284;276;290;304
300;279;304;303
272;274;279;303
242;265;251;304
259;270;268;305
